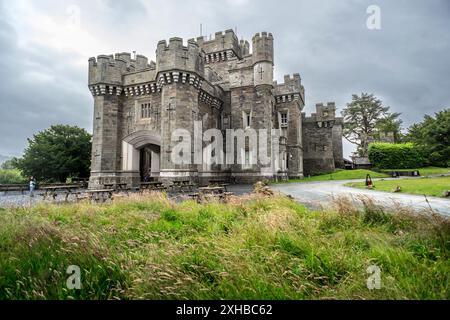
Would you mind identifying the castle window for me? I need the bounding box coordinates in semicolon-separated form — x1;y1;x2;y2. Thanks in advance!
141;103;151;119
281;112;288;127
243;111;252;128
243;150;253;169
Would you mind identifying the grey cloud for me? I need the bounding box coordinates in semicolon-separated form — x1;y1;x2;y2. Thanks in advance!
0;0;449;158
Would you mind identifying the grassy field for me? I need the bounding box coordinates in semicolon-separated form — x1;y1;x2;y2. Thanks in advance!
0;193;449;300
346;176;450;198
380;167;450;176
280;169;389;183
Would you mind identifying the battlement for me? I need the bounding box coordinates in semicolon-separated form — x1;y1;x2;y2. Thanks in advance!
156;37;204;75
314;102;337;122
194;29;242;59
252;31;274;64
274;73;304;99
88;53;152;85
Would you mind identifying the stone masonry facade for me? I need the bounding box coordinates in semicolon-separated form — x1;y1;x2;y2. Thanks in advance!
88;29;344;189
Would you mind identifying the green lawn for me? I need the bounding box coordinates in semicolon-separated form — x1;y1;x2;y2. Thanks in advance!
380;167;450;176
346;176;450;198
280;169;389;183
0;193;449;300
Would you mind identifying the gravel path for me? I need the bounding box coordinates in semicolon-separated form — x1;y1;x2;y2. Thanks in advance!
272;179;450;216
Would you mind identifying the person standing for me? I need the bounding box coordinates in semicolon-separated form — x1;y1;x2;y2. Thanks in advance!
29;176;36;197
365;174;373;188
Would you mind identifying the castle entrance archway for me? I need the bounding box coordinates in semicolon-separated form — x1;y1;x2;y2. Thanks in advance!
122;131;161;181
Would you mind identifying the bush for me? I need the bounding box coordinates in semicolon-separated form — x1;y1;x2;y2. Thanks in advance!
0;169;26;184
368;143;424;169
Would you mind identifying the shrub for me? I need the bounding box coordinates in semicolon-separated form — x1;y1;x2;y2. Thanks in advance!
368;143;424;169
0;169;26;184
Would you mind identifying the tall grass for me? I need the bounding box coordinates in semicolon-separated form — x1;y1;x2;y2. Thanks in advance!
0;193;448;300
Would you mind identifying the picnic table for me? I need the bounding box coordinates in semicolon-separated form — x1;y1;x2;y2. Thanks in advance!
104;183;129;192
39;185;81;201
84;189;114;203
140;182;167;192
208;180;230;192
199;186;225;194
0;184;29;195
170;180;195;193
71;178;89;188
191;186;234;203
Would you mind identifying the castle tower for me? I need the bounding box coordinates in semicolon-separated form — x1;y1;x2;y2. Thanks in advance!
274;74;305;179
156;38;205;183
252;32;274;87
88;55;127;189
250;32;275;180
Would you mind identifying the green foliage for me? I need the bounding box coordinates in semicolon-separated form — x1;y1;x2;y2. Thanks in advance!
342;93;402;156
368;143;424;169
0;194;448;300
0;158;20;170
374;113;403;143
404;109;450;167
0;169;26;184
15;125;92;182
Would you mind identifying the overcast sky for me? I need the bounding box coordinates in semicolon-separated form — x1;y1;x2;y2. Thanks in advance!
0;0;449;159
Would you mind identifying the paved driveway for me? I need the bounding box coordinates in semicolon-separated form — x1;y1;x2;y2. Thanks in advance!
271;179;450;216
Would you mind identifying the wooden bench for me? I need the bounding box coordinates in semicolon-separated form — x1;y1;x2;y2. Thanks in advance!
104;183;128;191
0;184;29;195
208;180;231;191
140;182;167;193
170;180;194;193
199;186;225;195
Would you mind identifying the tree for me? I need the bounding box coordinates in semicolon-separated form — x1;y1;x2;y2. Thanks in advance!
404;109;450;167
342;93;401;157
374;113;403;143
16;125;92;182
0;158;20;170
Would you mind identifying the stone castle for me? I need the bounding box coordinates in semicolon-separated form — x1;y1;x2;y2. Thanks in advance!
88;29;343;188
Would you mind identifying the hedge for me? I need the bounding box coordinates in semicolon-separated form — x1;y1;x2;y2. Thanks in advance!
368;143;424;169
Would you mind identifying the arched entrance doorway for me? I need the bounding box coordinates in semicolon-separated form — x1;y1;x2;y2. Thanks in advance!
122;131;161;183
139;144;161;181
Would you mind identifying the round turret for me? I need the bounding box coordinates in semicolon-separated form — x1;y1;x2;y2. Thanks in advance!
252;32;274;87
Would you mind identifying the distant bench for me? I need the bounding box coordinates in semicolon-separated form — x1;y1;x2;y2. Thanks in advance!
388;171;421;178
0;184;29;195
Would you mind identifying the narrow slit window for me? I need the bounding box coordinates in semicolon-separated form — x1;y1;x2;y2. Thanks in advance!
281;112;288;127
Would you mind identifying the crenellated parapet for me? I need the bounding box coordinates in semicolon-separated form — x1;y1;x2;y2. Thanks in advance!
156;38;204;75
274;74;305;105
305;102;341;128
88;53;153;96
252;32;274;64
195;29;243;59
